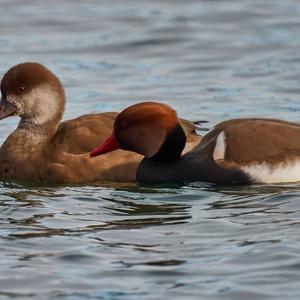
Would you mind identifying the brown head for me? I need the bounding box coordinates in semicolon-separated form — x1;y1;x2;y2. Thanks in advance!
0;62;65;126
90;101;187;162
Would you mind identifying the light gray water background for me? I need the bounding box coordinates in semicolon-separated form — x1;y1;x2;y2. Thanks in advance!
0;0;300;299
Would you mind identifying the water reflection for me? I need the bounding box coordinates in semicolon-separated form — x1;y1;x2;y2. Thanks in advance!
2;186;192;241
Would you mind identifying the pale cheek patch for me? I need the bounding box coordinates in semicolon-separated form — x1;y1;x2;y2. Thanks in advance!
26;84;61;124
213;131;226;161
242;160;300;184
6;94;21;113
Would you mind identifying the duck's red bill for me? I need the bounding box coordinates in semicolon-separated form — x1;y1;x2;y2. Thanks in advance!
90;133;120;157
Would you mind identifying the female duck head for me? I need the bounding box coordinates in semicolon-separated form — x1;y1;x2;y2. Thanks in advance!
0;62;65;125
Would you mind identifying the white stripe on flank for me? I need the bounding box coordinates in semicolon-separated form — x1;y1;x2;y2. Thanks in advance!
242;160;300;183
213;131;226;161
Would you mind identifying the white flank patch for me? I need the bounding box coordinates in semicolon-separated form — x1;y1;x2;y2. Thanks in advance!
242;160;300;184
213;131;226;161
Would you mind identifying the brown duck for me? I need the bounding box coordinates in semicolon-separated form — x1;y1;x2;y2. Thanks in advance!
91;101;300;185
0;63;202;183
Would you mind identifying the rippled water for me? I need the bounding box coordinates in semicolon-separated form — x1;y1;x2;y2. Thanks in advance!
0;0;300;299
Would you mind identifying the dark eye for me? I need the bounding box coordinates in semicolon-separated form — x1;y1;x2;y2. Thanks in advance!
18;85;26;92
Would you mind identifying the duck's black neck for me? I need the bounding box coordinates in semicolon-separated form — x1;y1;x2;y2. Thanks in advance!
150;124;186;163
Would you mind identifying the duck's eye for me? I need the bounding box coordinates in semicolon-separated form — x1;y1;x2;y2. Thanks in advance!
18;85;26;92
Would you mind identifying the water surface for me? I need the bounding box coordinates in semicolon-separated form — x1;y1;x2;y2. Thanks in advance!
0;0;300;299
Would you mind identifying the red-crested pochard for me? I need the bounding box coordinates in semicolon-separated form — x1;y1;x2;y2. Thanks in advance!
91;101;300;185
0;63;202;183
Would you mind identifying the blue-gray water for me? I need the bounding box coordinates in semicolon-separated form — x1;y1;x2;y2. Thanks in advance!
1;0;300;299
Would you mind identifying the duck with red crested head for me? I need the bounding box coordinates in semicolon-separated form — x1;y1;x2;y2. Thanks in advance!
0;63;202;183
91;101;300;185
